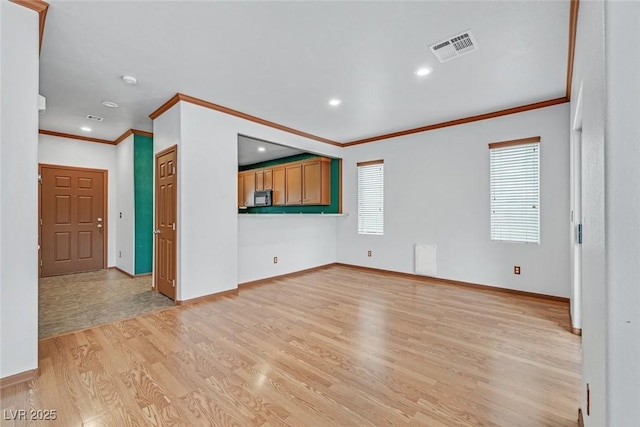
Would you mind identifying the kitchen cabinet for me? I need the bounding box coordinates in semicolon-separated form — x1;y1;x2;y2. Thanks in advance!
256;169;273;191
238;171;255;207
302;158;331;205
263;170;273;190
255;170;264;191
285;164;302;205
272;167;285;205
238;156;331;208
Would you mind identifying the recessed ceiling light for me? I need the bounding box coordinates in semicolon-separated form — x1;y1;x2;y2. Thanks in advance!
81;127;92;132
122;75;138;85
415;67;433;77
101;100;118;108
328;99;342;107
258;146;266;152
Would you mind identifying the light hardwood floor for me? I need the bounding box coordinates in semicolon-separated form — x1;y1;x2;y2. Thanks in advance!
1;265;581;426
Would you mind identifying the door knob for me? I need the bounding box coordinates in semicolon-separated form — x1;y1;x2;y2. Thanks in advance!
97;224;103;229
153;229;161;234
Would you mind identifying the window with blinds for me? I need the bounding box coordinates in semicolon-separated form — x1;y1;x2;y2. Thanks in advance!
357;160;384;235
489;137;540;244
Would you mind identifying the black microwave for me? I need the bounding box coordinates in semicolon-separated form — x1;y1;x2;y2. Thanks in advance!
254;190;272;206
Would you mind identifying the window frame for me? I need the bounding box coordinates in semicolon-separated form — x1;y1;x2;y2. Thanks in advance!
489;136;541;244
357;159;384;236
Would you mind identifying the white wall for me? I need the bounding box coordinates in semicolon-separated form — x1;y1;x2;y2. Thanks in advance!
337;104;570;297
153;101;341;301
116;135;135;274
38;135;118;267
238;216;337;284
604;1;640;425
570;1;607;425
0;2;40;378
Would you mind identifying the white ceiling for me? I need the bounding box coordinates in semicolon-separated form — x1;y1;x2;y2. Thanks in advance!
39;1;570;143
238;135;305;166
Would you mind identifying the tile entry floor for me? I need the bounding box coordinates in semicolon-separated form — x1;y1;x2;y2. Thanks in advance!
39;269;175;339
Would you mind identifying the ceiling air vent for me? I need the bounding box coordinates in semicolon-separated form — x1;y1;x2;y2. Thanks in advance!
429;30;478;63
86;114;104;122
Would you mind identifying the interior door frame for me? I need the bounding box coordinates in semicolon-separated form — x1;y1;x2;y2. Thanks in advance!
569;82;584;335
38;163;108;277
153;145;178;299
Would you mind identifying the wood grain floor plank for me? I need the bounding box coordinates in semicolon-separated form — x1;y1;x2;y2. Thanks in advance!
1;265;580;426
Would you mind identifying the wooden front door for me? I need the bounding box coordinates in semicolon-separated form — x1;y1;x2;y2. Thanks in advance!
155;146;177;300
40;165;106;277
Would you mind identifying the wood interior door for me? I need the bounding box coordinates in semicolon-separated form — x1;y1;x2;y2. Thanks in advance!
40;165;106;277
155;146;177;300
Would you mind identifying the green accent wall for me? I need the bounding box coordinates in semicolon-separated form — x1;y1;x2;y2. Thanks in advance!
240;154;341;214
134;135;153;274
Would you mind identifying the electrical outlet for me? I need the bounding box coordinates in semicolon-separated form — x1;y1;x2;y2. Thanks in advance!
273;256;278;264
367;250;372;257
514;266;521;275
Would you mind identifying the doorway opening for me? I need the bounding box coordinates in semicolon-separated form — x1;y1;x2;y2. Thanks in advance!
37;162;174;338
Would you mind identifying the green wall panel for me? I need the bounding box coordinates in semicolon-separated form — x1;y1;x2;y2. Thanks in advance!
240;154;340;214
134;135;153;274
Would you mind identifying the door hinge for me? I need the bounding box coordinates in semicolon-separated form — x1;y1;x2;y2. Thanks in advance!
577;224;583;244
40;218;43;226
172;279;176;288
172;222;176;231
38;173;42;184
173;166;176;174
40;259;43;267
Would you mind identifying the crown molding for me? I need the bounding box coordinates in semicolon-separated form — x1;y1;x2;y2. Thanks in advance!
39;129;115;145
10;0;49;52
40;129;153;145
565;0;580;100
148;93;181;120
149;93;342;147
35;0;580;148
113;129;135;145
131;129;154;138
343;98;568;146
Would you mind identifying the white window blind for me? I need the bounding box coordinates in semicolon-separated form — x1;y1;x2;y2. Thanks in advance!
489;137;540;244
358;160;384;235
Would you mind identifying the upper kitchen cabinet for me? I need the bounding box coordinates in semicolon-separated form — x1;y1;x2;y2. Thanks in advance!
302;157;331;205
238;171;256;207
